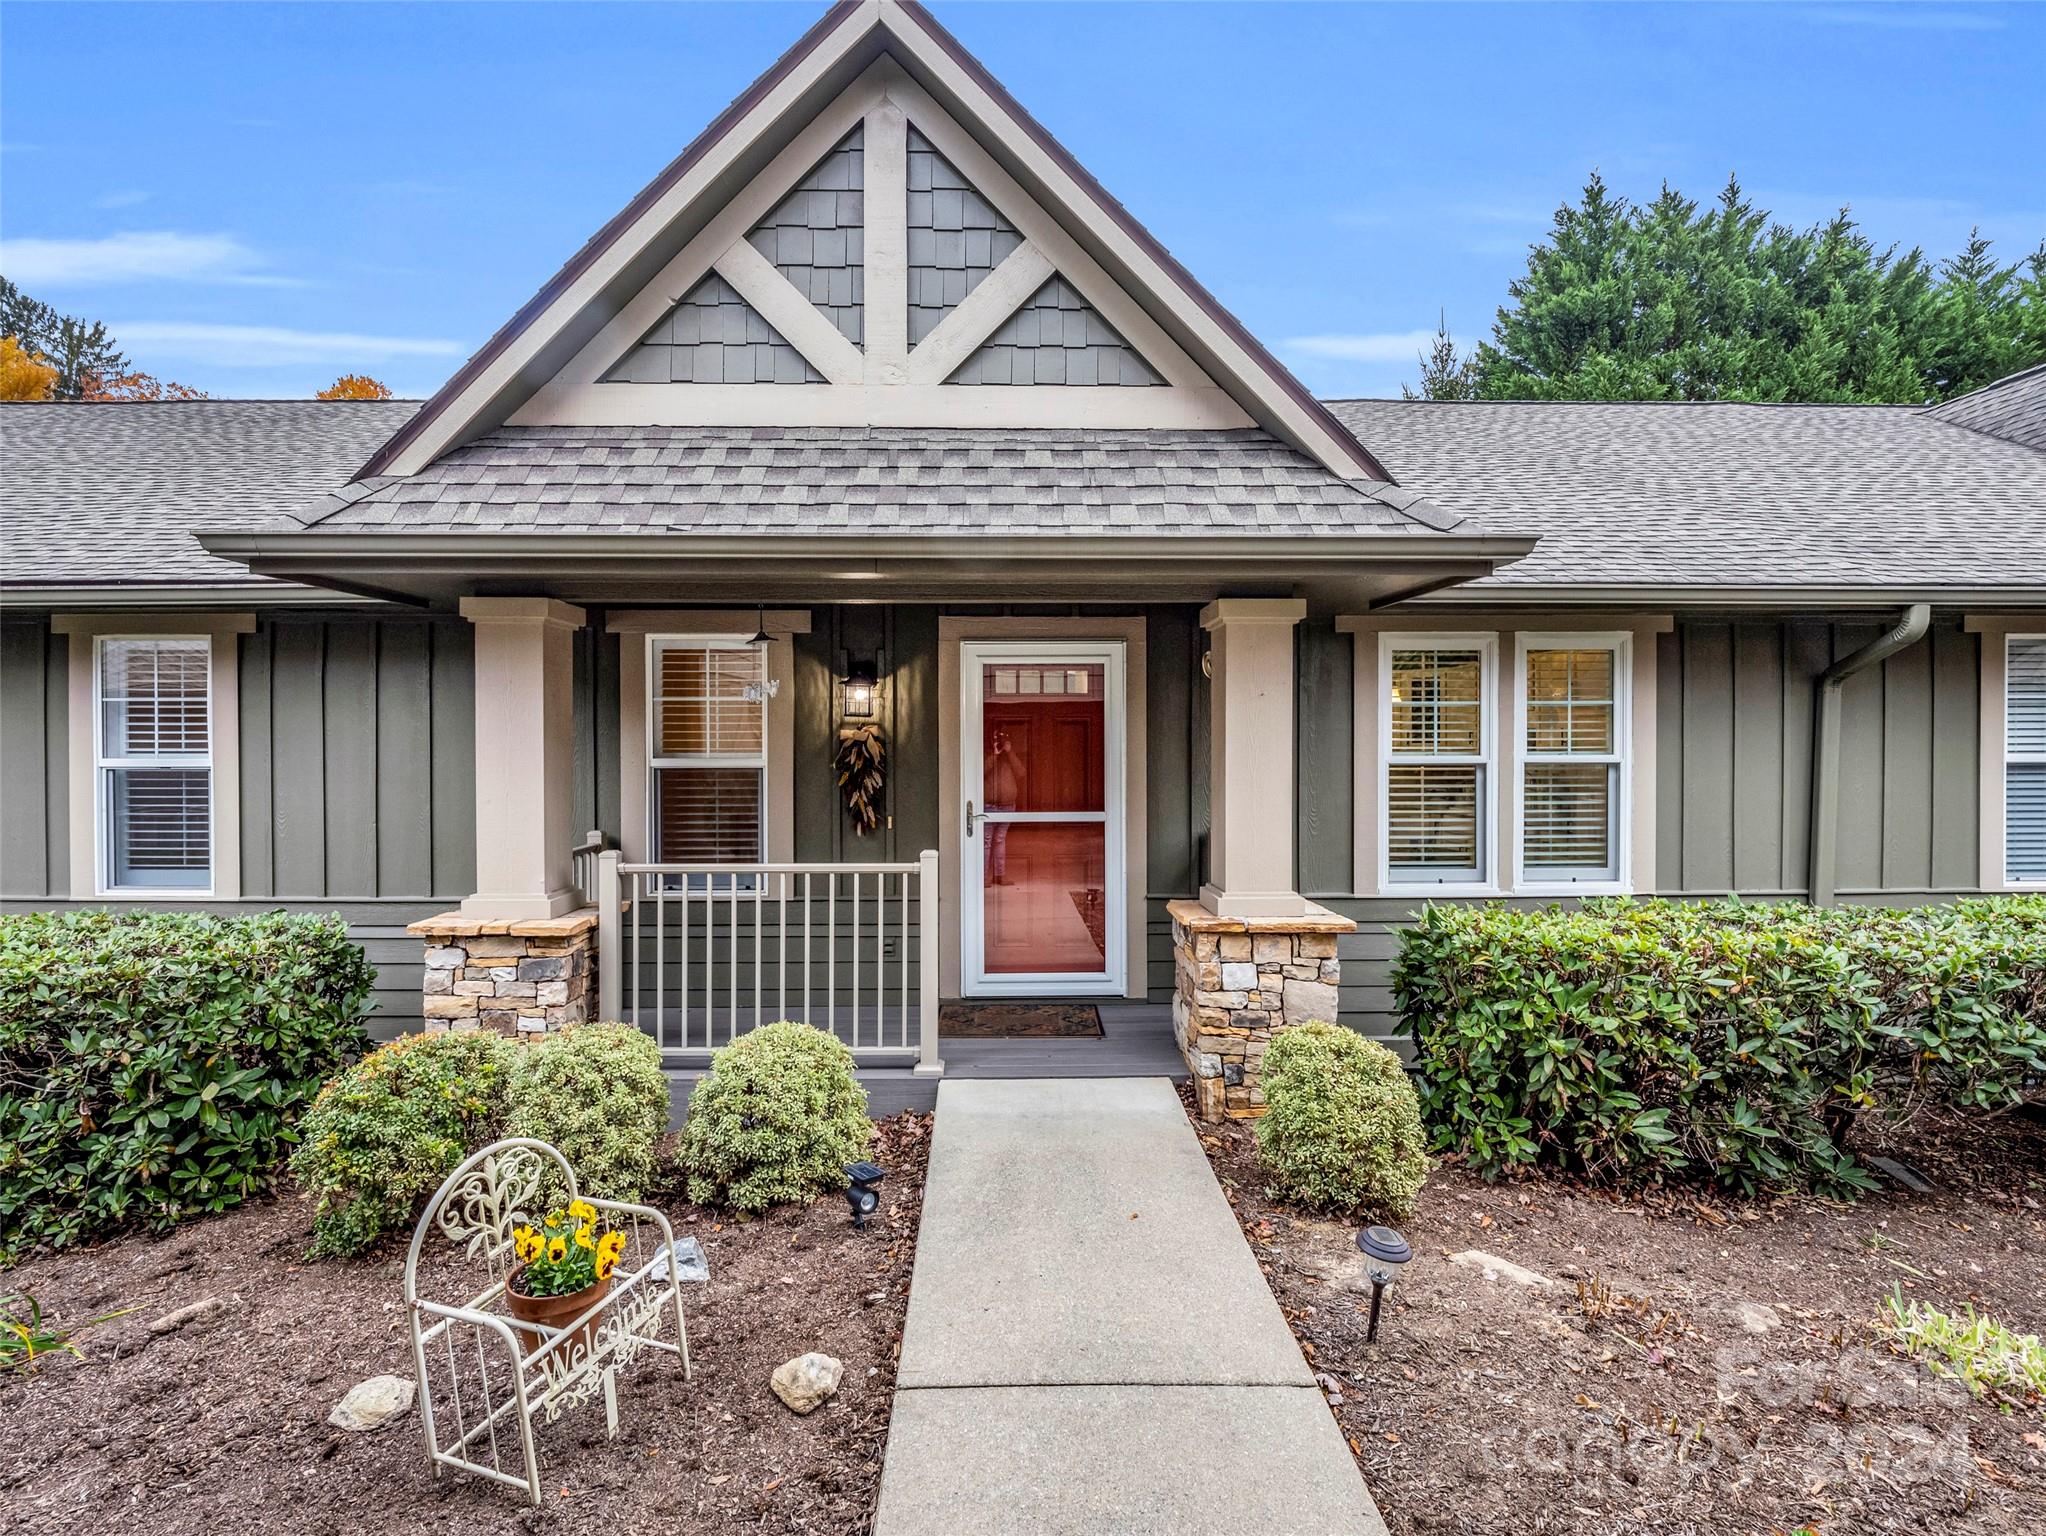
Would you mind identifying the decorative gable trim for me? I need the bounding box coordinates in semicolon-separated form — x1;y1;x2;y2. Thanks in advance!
364;0;1383;480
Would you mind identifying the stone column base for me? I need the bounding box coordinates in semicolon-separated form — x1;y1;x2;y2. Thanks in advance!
1167;899;1358;1121
407;909;598;1038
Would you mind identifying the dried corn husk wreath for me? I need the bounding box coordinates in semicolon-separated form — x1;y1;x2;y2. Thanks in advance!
835;723;887;835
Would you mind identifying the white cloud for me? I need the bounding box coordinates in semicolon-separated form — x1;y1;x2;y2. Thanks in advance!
93;190;153;211
0;230;291;287
1279;330;1441;364
110;322;466;367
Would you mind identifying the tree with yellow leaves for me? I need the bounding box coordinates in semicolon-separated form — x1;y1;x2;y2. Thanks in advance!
317;373;392;400
0;335;58;401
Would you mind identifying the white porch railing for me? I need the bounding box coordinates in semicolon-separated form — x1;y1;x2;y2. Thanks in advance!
594;850;942;1075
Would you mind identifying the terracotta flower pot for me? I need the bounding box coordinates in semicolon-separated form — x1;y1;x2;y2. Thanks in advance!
505;1266;612;1360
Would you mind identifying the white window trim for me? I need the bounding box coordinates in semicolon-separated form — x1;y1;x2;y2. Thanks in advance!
53;613;250;903
644;633;771;866
94;635;216;898
607;610;805;867
2001;630;2046;891
1510;631;1633;897
1377;631;1501;897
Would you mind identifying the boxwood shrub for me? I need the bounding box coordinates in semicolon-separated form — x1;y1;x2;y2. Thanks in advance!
679;1020;870;1211
0;910;374;1261
1255;1020;1430;1218
1395;896;2046;1198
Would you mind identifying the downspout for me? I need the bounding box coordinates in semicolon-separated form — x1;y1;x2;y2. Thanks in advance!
1807;604;1930;906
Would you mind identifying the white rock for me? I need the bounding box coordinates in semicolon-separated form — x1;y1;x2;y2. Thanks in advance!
1736;1301;1781;1335
770;1352;845;1414
1219;961;1258;992
328;1374;415;1432
1448;1250;1554;1288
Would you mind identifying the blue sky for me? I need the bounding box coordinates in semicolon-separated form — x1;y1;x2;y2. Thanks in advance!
2;1;2039;400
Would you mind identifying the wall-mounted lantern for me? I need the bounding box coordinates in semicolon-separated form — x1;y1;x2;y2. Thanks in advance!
842;661;878;719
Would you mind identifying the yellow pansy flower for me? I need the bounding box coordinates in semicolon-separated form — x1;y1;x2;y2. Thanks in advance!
595;1252;616;1281
547;1236;567;1265
567;1199;596;1225
575;1224;596;1251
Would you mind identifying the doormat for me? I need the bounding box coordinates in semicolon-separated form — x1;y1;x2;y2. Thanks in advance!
939;1002;1104;1039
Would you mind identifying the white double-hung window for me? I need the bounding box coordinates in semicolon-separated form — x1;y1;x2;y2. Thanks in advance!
1516;635;1629;889
1382;637;1495;888
2007;634;2046;886
96;636;213;892
648;637;767;866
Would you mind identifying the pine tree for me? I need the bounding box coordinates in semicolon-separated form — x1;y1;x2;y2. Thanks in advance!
1402;313;1479;400
1466;178;2042;403
0;278;131;399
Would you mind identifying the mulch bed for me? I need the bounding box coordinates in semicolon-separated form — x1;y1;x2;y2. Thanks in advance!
0;1111;932;1535
1184;1085;2046;1535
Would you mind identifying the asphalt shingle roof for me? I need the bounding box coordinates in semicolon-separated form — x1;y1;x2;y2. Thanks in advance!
305;426;1458;537
5;386;2044;594
1325;397;2046;589
1927;362;2046;452
1;399;417;589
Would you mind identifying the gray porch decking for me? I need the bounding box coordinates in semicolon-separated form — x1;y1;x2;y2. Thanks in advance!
662;1001;1182;1122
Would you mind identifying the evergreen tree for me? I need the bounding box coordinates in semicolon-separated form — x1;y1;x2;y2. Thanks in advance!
0;278;130;400
1402;312;1480;400
1466;176;2042;403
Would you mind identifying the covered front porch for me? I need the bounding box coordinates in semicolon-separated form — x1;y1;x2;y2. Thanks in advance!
215;512;1531;1108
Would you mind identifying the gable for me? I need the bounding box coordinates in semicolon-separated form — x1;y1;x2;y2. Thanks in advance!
369;1;1387;479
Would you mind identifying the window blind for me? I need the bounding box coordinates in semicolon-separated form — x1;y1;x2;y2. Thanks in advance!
650;638;768;869
1387;764;1483;879
655;767;764;865
2009;637;2046;883
98;638;211;891
1386;646;1488;883
1521;646;1620;882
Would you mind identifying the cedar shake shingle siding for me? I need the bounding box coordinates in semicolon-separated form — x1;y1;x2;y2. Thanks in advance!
905;125;1024;345
745;122;865;348
600;272;826;385
946;277;1160;387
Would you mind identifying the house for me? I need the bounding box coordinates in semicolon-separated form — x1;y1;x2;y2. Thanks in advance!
4;0;2044;1119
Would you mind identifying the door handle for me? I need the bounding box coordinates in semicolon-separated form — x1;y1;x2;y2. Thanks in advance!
965;800;979;837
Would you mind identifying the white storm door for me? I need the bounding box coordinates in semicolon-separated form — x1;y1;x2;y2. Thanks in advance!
960;640;1126;996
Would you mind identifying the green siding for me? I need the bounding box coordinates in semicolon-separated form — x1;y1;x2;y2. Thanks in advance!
240;613;475;899
1657;618;1979;898
0;619;66;898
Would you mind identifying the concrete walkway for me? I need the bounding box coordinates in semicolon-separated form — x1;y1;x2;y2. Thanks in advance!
874;1078;1388;1535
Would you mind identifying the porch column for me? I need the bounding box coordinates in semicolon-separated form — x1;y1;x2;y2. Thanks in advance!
1199;598;1308;919
458;597;586;919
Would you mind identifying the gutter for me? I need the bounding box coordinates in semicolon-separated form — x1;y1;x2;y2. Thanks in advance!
1807;604;1930;906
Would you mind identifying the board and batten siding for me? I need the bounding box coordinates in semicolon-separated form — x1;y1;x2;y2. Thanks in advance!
0;610;476;1040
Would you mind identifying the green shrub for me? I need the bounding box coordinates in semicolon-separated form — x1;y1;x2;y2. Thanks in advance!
678;1021;870;1211
1254;1020;1430;1218
1395;897;2046;1198
290;1030;507;1257
0;910;373;1261
503;1023;670;1203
